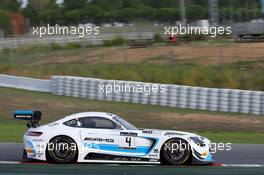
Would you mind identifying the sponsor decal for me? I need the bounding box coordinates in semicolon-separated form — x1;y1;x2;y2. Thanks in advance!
120;132;138;137
36;151;44;157
149;154;158;157
119;147;136;150
164;132;184;136
153;149;159;153
84;137;114;143
32;139;44;142
149;158;159;162
84;143;99;149
14;115;32;120
142;130;153;134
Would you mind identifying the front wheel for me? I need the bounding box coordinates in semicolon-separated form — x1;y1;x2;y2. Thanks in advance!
160;138;191;165
47;136;78;163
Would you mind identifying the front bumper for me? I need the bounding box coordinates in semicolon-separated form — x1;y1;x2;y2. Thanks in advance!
192;151;214;165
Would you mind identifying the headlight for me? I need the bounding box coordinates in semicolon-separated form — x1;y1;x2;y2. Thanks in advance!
190;136;206;147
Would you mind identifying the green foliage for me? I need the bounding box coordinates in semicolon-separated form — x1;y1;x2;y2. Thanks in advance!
18;0;262;25
51;43;63;50
155;8;180;22
186;5;208;21
0;0;21;12
63;0;87;10
0;64;12;73
40;9;61;24
64;9;83;22
103;37;125;46
39;2;62;25
2;47;11;55
115;8;140;21
122;0;144;8
64;42;82;49
15;45;49;55
3;60;263;91
0;9;10;31
94;0;123;10
153;33;164;43
83;5;104;21
21;5;39;25
180;34;207;41
138;6;155;20
160;0;179;8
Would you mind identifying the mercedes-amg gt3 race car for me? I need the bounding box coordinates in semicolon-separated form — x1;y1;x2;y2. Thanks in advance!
14;110;214;165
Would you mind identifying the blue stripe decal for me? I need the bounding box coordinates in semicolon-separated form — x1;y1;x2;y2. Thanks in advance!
97;144;150;154
141;137;159;154
204;152;212;161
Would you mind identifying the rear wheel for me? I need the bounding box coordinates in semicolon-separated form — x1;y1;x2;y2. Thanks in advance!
160;138;191;165
47;136;78;163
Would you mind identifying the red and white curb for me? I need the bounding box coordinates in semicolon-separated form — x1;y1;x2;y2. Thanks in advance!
0;161;264;167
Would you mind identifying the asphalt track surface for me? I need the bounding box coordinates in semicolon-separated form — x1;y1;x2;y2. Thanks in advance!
0;143;264;175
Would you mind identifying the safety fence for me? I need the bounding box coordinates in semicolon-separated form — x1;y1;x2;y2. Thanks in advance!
50;76;264;115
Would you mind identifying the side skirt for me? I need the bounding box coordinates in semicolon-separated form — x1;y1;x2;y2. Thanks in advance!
81;153;160;164
78;159;160;164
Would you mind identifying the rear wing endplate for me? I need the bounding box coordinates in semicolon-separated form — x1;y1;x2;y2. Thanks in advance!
13;110;42;128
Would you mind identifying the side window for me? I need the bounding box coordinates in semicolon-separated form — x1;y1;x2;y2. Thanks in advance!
63;119;82;128
81;117;118;129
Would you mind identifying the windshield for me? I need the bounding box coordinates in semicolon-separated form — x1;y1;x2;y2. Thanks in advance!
113;116;138;130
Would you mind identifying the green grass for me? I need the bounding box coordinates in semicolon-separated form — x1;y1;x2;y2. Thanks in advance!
1;61;264;91
0;124;26;142
1;40;264;91
198;132;264;144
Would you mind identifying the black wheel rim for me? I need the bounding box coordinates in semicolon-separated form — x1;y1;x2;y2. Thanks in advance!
166;140;188;161
51;138;76;160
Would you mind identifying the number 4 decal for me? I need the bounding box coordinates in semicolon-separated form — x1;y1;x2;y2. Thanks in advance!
126;137;132;147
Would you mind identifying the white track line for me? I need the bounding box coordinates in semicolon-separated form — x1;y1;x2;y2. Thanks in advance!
222;164;264;167
0;161;20;164
0;161;263;167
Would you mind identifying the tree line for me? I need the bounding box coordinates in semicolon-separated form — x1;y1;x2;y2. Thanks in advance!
0;0;263;29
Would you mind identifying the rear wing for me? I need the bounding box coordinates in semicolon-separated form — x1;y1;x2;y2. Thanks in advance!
13;110;42;128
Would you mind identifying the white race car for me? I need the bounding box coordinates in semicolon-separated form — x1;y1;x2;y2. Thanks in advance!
14;110;214;165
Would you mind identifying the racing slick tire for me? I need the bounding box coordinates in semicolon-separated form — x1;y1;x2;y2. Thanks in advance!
160;138;191;165
47;135;78;163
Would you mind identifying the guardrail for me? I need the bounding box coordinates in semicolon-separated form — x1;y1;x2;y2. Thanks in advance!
50;76;264;115
0;74;50;92
0;74;263;115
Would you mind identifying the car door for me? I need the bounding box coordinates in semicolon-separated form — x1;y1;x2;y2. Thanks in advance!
80;117;131;154
79;117;151;156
